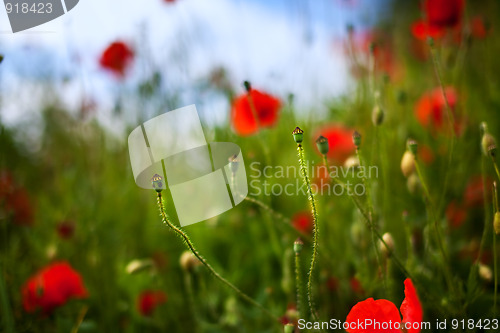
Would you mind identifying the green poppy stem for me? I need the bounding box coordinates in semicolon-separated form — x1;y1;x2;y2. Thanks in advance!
296;143;320;322
156;192;278;322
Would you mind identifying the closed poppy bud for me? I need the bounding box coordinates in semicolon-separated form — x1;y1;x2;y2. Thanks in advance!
0;54;3;64
292;127;304;144
494;212;500;235
179;251;201;272
482;133;496;156
352;131;361;148
371;105;384;126
479;263;493;282
316;135;329;155
284;323;295;333
407;139;418;156
401;151;416;177
480;122;488;136
343;155;360;169
293;238;303;254
243;80;252;93
407;172;421;194
378;232;394;257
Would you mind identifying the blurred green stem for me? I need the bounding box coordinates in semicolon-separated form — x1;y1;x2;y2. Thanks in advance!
156;192;278;322
0;263;14;333
294;245;306;320
493;182;499;316
491;156;500;181
296;143;320;322
183;271;201;333
429;43;456;215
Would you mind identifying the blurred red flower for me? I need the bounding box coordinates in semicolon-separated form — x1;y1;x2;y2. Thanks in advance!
349;277;364;295
57;220;76;239
22;261;88;314
411;0;464;40
137;290;167;316
292;211;313;234
5;188;34;226
464;176;491;208
415;87;457;132
314;125;355;163
470;16;490;39
446;200;467;228
346;278;422;333
99;41;134;77
231;89;281;136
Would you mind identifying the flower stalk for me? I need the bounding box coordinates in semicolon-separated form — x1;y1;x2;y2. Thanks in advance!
156;191;278;322
292;127;320;321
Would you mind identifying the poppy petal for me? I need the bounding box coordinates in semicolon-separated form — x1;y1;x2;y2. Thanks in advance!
400;279;423;333
346;298;401;333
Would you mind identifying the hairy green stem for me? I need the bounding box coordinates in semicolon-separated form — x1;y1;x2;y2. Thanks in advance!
296;144;320;322
156;192;278;322
295;250;306;321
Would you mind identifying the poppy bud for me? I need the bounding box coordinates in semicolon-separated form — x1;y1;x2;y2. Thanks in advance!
479;263;493;282
371;105;384;126
179;251;201;272
401;151;416;177
0;55;3;64
151;174;164;192
352;131;361;148
126;259;154;274
293;238;303;254
344;155;360;169
407;139;418;156
488;144;497;158
284;323;295;333
481;133;496;156
406;173;420;194
316;135;329;155
480;122;488;136
378;232;394;257
243;80;252;93
292;127;304;144
494;212;500;235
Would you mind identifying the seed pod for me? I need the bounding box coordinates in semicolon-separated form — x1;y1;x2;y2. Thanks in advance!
407;139;418;156
293;238;304;254
292;127;304;144
352;131;361;148
372;105;384;126
494;212;500;235
316;135;329;155
488;144;497;158
401;151;416;177
0;55;4;64
284;323;295;333
344;155;360;169
406;172;420;194
151;174;164;192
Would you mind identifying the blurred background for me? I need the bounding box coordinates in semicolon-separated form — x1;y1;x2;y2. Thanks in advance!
1;0;500;332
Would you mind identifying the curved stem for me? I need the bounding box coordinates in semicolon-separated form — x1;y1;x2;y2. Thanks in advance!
156;192;278;322
296;144;320;322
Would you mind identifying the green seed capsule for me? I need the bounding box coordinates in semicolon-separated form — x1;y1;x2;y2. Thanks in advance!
494;212;500;235
292;127;304;144
315;135;329;155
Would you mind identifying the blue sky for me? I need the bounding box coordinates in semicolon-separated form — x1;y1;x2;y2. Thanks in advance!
0;0;389;130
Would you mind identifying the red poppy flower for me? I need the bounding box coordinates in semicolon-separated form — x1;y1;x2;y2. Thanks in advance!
22;261;88;314
0;169;14;199
292;211;313;234
99;41;134;77
137;290;167;316
446;200;467;228
415;87;457;132
411;0;464;41
5;187;34;226
346;278;422;333
231;89;281;136
314;125;355;163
